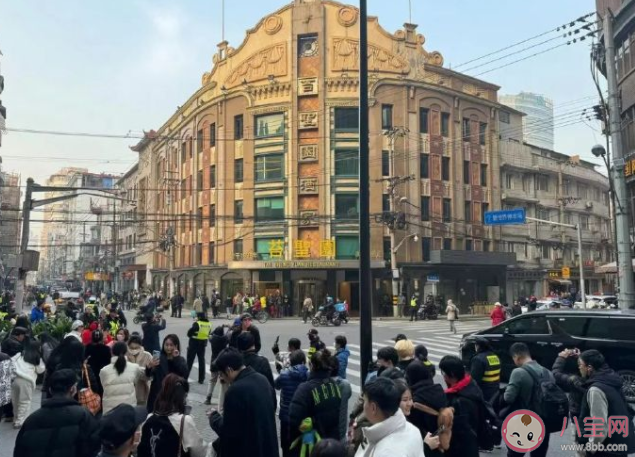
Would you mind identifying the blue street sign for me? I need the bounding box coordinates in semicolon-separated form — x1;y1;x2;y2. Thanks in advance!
484;208;526;225
427;274;440;283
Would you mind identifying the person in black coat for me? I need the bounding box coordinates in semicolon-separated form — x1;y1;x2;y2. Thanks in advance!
1;326;26;357
45;336;98;401
439;356;482;457
141;314;167;354
209;348;278;457
236;332;276;411
145;334;188;413
205;325;230;404
14;369;100;457
406;360;448;457
83;330;111;396
228;313;262;353
289;349;342;448
552;348;586;418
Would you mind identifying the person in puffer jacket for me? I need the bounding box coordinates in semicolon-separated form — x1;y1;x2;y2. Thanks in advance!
274;350;308;457
11;338;45;428
99;342;143;414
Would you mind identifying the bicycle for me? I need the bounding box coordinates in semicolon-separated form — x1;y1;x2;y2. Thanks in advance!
255;310;269;324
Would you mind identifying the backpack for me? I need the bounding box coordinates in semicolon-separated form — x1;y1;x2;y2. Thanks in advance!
521;365;569;433
413;403;454;452
137;414;189;457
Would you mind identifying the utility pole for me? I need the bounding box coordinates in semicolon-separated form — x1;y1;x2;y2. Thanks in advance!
359;0;373;385
603;12;635;308
14;178;33;313
113;199;118;295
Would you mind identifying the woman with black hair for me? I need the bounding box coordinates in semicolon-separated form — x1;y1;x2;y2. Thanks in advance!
127;333;153;405
11;338;44;428
84;329;111;396
289;349;342;448
137;373;208;457
145;334;189;413
45;336;98;400
38;332;58;364
100;341;143;414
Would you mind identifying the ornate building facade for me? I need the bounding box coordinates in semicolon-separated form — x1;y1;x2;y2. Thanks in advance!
144;0;518;312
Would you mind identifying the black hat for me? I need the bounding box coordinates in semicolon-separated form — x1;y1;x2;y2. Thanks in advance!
240;313;253;321
474;336;491;349
236;332;255;351
308;328;319;336
393;333;407;342
99;404;147;451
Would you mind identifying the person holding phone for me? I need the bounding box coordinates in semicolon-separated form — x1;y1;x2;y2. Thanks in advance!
145;334;188;413
126;334;153;406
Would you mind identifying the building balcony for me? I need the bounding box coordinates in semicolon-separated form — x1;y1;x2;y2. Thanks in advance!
501;188;539;203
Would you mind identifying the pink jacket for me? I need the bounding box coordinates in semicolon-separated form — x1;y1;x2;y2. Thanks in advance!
490;307;506;326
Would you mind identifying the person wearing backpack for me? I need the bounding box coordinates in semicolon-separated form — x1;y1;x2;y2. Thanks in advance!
577;350;635;457
504;343;567;457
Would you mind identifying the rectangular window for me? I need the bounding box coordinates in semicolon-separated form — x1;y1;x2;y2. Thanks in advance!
255;238;280;261
442;157;450;181
234;159;244;183
209;123;216;147
577;183;588;199
210;165;216;188
481;202;490;221
209;242;215;264
181;142;187;163
443;238;452;250
381;104;393;130
209;204;216;227
196;129;203;152
234;239;243;259
580;215;589;230
197;170;203;189
535;174;549;191
464;161;471;185
483;240;491;252
441;113;450;137
422;237;431;261
442;198;452;222
335;194;359;219
420;108;429;134
196;243;202;265
420;154;429;178
181;179;186;199
382;194;390;213
255;197;284;222
465;201;472;223
536;207;550;221
234;115;244;140
255;113;284;138
505;173;513;189
234;200;244;224
480;164;488;186
541;244;551;259
463;118;471;140
382;151;390;176
479;122;487;145
500;111;510;123
196;207;203;230
383;237;391;263
421;196;430;221
336;236;359;260
255;154;284;182
335;150;359;176
466;239;473;251
334;107;359;130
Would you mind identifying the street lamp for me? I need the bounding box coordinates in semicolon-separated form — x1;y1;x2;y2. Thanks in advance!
393;233;419;254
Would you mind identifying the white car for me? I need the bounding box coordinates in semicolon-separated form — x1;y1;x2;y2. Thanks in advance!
574;295;618;309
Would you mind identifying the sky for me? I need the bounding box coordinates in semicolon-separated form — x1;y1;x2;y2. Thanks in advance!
0;0;604;188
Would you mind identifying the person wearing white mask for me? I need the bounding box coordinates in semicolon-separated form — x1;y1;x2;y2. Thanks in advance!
126;334;152;405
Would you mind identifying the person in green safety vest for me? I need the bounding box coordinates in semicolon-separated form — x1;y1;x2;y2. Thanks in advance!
409;295;419;322
186;312;210;384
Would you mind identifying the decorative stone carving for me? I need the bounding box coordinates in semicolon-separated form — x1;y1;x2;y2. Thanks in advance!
298;77;318;96
299;178;319;195
299;36;319;57
299;210;318;225
298;112;318;130
332;38;410;75
264;15;283;35
225;44;286;87
338;6;358;27
299;144;318;162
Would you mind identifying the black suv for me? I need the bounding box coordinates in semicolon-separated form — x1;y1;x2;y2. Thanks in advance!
460;310;635;402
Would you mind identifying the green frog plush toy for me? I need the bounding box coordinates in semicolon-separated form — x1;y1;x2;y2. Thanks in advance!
289;417;321;457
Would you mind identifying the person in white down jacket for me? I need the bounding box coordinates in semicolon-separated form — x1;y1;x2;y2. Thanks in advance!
100;341;143;414
11;338;45;428
355;377;425;457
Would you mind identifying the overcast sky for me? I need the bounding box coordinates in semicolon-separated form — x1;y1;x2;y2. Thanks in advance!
0;0;603;187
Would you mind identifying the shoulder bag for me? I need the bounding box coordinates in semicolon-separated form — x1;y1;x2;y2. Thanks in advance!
78;363;101;415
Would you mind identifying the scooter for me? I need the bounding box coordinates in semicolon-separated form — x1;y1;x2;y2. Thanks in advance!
311;305;342;327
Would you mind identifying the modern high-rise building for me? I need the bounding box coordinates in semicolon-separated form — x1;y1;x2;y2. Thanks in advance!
499;92;554;150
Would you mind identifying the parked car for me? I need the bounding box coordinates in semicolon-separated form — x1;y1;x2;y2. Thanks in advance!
535;299;570;311
574;295;618;309
460;309;635;402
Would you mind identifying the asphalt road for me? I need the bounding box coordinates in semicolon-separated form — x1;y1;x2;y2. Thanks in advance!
0;312;591;457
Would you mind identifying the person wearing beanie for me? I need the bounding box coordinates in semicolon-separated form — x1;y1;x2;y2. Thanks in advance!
65;320;84;342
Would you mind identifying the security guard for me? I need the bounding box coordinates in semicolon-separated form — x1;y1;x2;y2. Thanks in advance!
470;336;501;402
186;312;211;384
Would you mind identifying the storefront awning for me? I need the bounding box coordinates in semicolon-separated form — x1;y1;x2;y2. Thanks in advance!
595;259;635;274
548;278;572;285
124;264;147;272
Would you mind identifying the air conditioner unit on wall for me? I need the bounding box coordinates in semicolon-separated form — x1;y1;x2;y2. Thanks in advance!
585;201;593;209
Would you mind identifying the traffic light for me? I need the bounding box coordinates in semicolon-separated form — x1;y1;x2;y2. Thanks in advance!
396;212;406;230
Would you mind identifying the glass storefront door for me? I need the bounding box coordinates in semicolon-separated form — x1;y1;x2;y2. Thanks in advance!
294;280;325;315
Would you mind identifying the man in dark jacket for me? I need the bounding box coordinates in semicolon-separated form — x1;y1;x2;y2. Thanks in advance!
406;360;447;456
511;300;523;317
439;355;482;457
577;350;635;457
307;328;325;357
141;314;166;354
1;326;26;357
236;332;276;409
205;324;229;405
209;348;278;457
14;369;100;457
274;350;309;457
228;313;261;353
470;337;501;402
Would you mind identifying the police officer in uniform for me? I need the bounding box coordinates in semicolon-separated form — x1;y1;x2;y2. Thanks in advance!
409;294;419;322
186;312;211;384
470;336;501;402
